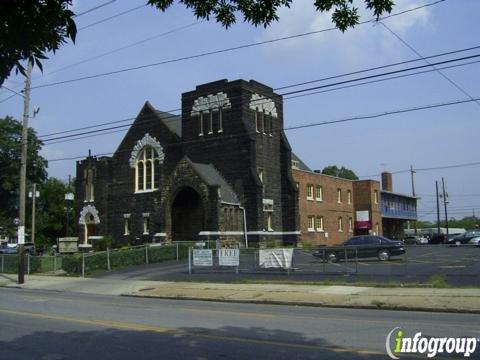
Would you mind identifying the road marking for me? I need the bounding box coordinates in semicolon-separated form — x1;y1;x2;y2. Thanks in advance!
439;265;466;269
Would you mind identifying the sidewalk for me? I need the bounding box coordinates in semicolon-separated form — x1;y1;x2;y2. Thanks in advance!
1;273;479;313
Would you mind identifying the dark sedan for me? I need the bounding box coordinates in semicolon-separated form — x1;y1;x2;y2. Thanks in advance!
313;235;406;262
447;230;480;245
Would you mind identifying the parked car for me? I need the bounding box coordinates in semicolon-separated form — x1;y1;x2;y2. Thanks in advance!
0;245;18;254
312;235;406;262
447;230;480;245
468;237;480;246
404;235;429;245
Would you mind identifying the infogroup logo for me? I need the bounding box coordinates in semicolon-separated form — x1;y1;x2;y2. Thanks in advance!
386;327;479;359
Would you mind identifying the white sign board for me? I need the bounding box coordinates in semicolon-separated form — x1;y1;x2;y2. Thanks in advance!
356;210;370;222
17;226;25;244
193;249;213;266
259;249;293;269
219;248;239;266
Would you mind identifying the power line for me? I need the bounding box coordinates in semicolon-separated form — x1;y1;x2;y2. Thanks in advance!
39;46;480;140
74;0;117;18
29;0;446;91
78;4;146;31
44;95;480;161
379;21;480;108
44;21;203;77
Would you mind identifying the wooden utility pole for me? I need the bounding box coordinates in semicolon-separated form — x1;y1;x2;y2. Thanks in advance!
436;181;441;239
18;61;33;284
442;177;449;241
410;165;417;235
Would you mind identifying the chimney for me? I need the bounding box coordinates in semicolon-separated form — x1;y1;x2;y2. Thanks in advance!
381;172;393;192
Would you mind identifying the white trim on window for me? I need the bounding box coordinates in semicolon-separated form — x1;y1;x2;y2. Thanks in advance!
307;184;314;200
307;215;315;232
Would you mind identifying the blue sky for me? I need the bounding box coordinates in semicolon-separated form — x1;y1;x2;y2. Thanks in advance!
1;0;479;222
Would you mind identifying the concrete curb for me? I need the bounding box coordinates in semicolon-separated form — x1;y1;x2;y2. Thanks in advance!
121;293;480;314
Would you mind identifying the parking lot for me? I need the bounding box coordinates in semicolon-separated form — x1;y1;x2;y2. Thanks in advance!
97;245;480;287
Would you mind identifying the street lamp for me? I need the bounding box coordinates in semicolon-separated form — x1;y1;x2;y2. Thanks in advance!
65;192;74;237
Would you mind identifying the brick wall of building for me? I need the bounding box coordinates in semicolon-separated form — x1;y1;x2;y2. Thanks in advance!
352;180;382;236
293;169;355;246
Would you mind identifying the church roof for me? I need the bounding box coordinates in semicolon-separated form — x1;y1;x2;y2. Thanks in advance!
190;162;239;204
291;152;312;171
155;110;181;137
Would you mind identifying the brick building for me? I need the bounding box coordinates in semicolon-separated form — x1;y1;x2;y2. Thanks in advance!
293;155;416;246
76;79;299;248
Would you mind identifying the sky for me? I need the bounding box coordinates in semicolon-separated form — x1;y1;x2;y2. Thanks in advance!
1;0;479;222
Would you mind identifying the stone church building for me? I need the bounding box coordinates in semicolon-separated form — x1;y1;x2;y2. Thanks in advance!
76;79;300;247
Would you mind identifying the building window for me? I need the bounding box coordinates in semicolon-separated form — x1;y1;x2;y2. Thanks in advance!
208;110;213;134
135;146;160;192
258;168;264;184
307;184;314;200
292;160;299;169
267;213;273;231
268;114;273;136
124;216;130;235
260;111;265;134
337;189;342;203
85;168;94;202
255;108;260;133
295;182;299;190
338;217;343;232
347;190;352;204
143;215;150;234
307;216;315;232
374;190;378;204
316;216;324;232
217;109;223;133
348;217;353;233
315;185;323;201
199;112;204;136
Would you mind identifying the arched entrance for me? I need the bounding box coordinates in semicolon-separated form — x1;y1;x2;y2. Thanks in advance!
171;187;204;242
84;213;97;243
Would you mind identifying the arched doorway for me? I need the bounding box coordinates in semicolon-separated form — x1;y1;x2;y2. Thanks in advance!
171;187;204;242
84;213;97;243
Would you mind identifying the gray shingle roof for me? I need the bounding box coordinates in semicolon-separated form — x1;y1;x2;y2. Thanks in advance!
291;152;312;171
155;110;181;137
190;162;239;204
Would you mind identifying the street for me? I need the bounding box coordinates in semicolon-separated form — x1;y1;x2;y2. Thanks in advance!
1;288;479;359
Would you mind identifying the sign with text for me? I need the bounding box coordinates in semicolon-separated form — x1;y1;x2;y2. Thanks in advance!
17;226;25;244
219;248;240;266
192;249;213;266
259;249;293;269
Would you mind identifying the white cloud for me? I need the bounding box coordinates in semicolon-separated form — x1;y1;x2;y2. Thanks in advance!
258;0;433;64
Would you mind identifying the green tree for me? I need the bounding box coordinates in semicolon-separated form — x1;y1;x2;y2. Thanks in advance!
1;0;393;86
0;0;77;85
321;165;359;180
35;177;76;247
0;116;48;234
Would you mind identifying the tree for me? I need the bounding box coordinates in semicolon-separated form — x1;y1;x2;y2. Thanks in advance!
321;165;359;180
35;177;76;247
0;0;77;85
1;0;393;86
0;116;48;234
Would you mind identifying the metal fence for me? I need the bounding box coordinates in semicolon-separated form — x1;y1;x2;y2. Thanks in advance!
0;243;189;277
187;245;480;278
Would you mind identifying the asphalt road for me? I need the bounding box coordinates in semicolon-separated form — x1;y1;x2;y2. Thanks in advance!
96;245;480;286
1;288;479;359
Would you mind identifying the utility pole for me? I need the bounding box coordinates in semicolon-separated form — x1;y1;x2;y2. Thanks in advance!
442;177;449;242
410;165;417;235
435;181;441;240
30;183;37;245
18;61;33;284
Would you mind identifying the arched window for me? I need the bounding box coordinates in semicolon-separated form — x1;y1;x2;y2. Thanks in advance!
135;146;160;192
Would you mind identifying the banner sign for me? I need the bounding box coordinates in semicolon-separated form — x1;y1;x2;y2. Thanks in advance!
259;249;293;269
193;249;213;266
219;248;240;266
355;210;371;230
17;226;25;244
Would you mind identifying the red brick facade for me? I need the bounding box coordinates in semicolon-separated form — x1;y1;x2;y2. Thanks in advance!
293;169;383;246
